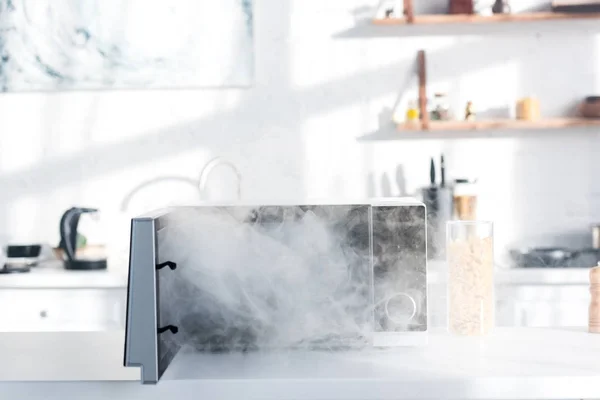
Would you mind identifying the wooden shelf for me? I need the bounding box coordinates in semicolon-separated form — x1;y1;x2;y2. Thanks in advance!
397;118;600;132
373;12;600;25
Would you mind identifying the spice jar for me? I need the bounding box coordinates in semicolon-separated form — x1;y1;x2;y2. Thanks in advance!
447;221;494;336
516;97;541;121
431;93;451;121
405;100;420;125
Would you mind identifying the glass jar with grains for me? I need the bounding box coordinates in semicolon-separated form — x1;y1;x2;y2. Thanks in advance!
447;221;494;336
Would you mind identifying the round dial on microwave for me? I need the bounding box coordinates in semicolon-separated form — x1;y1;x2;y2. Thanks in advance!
384;292;417;325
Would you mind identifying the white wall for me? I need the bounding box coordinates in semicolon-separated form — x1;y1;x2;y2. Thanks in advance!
0;0;599;268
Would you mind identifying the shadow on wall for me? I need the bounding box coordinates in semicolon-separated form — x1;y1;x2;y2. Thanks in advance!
0;0;303;240
0;0;598;246
0;38;433;201
0;11;517;217
355;5;600;258
367;164;407;198
507;129;599;250
1;4;573;197
506;31;599;252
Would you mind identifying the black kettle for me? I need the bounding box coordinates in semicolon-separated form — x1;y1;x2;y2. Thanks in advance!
58;207;107;270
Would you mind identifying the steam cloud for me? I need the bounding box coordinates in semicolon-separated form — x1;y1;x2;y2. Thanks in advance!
157;205;426;352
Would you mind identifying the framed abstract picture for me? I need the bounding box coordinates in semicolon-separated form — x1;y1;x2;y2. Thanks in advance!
0;0;254;91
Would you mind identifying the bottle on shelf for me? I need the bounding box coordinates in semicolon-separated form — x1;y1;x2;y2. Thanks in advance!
465;101;476;121
406;100;420;125
449;0;474;14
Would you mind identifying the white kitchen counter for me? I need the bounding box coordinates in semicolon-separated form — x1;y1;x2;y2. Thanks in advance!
1;260;588;290
0;261;127;289
3;328;600;400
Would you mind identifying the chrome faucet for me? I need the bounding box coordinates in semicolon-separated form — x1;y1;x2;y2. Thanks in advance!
120;157;242;212
120;176;198;212
198;157;242;200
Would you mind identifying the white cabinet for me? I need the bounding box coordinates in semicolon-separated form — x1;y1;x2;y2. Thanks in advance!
0;288;126;332
428;282;590;328
496;285;590;327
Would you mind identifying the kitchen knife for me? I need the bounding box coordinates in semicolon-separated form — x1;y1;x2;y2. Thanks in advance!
440;154;446;187
430;157;436;186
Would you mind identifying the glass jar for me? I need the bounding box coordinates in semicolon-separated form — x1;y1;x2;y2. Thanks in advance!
453;179;478;221
431;93;450;121
516;97;540;121
447;221;494;336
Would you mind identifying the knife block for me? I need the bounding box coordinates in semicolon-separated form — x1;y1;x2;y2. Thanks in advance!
590;265;600;333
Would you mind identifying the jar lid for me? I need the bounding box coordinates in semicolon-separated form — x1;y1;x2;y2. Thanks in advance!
453;179;478;196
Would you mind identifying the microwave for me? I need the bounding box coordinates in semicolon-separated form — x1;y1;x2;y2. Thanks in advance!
124;199;427;383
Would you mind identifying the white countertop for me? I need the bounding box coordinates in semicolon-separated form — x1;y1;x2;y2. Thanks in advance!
0;261;127;289
2;331;137;381
0;259;589;290
2;328;600;400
